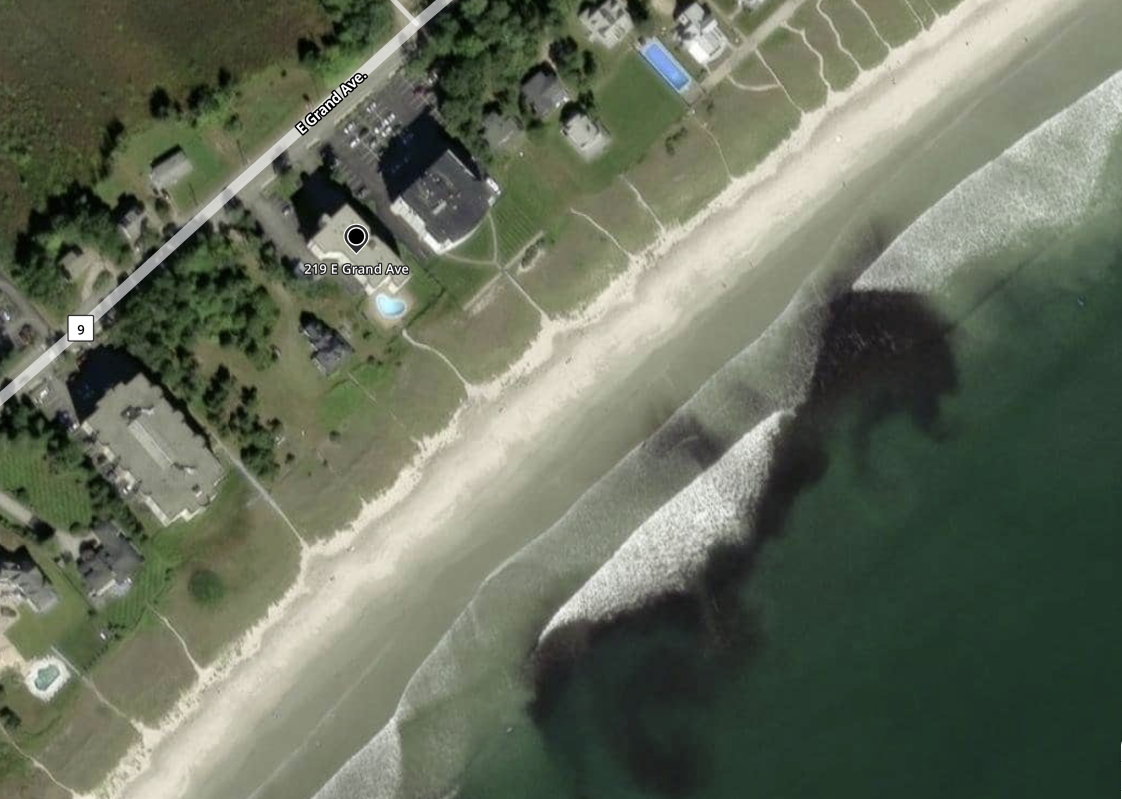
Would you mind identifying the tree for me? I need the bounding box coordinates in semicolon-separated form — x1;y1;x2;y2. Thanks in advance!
189;569;226;605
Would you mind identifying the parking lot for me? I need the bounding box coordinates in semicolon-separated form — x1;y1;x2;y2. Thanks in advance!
329;74;437;255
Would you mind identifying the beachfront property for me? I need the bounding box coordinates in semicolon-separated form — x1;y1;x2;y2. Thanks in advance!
562;112;611;159
675;3;730;67
300;315;353;376
0;545;58;614
381;112;501;254
578;0;634;49
81;374;226;526
75;522;144;604
148;146;194;193
521;68;571;119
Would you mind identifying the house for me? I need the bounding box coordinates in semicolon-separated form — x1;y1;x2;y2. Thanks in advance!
562;112;611;159
82;375;226;526
75;523;143;603
482;112;521;151
381;113;500;254
0;546;58;614
59;248;109;283
579;0;635;49
676;3;729;66
520;69;571;119
149;147;194;193
116;206;147;249
300;315;353;376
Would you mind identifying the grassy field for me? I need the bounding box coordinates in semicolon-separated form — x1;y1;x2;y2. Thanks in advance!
0;440;94;532
821;0;891;69
702;80;803;178
791;2;862;92
0;0;331;234
2;539;95;663
91;613;198;725
152;474;302;664
854;0;924;46
0;742;69;799
412;280;543;382
573;178;662;253
626;118;730;225
759;27;831;111
516;213;631;317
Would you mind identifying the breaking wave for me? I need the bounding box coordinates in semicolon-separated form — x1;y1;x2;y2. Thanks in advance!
312;69;1122;799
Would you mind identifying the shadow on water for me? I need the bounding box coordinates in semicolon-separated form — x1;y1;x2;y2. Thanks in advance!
528;281;959;796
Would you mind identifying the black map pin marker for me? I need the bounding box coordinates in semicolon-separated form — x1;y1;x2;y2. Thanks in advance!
344;223;369;254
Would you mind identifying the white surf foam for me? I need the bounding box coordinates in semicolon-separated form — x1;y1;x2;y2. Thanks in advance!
540;411;789;638
857;71;1122;294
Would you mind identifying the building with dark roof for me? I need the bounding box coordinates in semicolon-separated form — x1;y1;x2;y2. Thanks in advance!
76;523;143;603
380;113;500;254
300;315;353;376
0;546;57;614
520;69;570;119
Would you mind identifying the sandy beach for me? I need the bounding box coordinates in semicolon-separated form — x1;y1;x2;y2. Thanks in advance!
102;0;1089;796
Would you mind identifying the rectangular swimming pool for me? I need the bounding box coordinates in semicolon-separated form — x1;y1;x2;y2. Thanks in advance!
639;38;694;94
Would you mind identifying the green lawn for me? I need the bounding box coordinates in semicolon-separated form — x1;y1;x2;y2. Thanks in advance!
517;212;630;317
854;0;923;46
820;0;891;69
791;1;862;92
0;439;93;532
626;118;730;225
759;27;831;112
91;613;197;725
703;80;802;177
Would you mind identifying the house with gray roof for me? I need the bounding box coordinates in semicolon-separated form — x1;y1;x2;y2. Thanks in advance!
149;147;194;193
0;546;58;614
483;112;521;151
76;523;144;603
521;69;571;119
562;112;611;160
82;375;226;526
300;315;353;376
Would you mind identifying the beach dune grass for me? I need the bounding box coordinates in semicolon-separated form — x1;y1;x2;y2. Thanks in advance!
626;118;730;225
905;0;938;28
759;28;831;112
703;83;801;177
411;280;544;383
90;614;198;725
853;0;923;46
573;178;661;253
351;341;467;439
791;3;862;92
23;682;140;792
0;745;67;799
516;214;631;317
821;0;891;69
154;475;302;664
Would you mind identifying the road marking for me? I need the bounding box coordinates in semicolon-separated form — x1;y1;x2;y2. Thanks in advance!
390;0;417;22
0;0;453;409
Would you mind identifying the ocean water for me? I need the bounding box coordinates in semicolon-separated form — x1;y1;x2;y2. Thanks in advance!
312;71;1122;799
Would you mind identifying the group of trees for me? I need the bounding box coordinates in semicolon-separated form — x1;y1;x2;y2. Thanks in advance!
410;0;573;151
108;227;278;400
106;226;283;479
149;68;240;129
200;367;283;479
298;0;395;73
0;397;141;536
8;185;129;304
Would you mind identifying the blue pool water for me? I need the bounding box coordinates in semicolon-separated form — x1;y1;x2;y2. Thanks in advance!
375;293;407;319
639;39;693;94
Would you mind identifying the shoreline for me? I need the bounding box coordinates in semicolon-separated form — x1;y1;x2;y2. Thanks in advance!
103;1;1083;797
